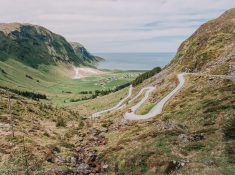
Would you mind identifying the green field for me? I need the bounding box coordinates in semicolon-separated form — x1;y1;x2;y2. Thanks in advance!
0;59;143;106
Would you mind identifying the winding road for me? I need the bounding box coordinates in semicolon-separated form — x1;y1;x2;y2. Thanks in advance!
91;72;233;120
116;86;154;110
92;85;133;118
92;73;186;120
124;73;185;120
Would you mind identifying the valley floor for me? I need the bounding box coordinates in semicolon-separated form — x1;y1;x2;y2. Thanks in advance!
0;59;142;107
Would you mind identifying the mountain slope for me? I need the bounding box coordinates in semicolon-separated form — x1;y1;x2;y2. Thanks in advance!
0;9;235;175
169;8;235;76
0;23;100;68
70;42;104;65
87;8;235;175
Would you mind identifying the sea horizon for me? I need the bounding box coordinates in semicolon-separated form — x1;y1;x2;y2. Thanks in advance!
95;52;175;70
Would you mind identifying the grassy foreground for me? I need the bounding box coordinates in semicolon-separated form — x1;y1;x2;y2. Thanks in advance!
95;72;235;174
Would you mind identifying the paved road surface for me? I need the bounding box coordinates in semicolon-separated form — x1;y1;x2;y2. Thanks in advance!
116;86;154;110
124;73;185;120
92;72;232;120
92;85;133;118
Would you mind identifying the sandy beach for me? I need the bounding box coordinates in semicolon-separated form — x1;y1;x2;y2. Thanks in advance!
73;67;107;79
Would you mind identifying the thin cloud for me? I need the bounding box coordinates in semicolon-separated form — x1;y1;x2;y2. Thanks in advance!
0;0;234;52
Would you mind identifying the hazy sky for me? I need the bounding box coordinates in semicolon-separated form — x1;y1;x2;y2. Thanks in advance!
0;0;234;53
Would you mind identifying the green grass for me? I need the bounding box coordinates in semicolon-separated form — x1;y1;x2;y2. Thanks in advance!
136;103;155;115
0;59;142;106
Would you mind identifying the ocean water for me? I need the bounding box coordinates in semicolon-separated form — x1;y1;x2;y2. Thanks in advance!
95;52;175;70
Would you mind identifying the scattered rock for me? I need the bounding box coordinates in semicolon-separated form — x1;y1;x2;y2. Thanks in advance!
77;163;89;170
178;134;188;143
208;77;214;80
90;128;100;136
102;163;108;169
100;127;108;133
0;122;10;129
190;133;204;141
89;151;97;162
204;160;217;167
165;160;188;174
178;133;204;143
70;156;77;165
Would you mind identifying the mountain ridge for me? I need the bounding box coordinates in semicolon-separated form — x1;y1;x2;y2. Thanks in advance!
169;8;235;75
70;42;104;65
0;22;101;68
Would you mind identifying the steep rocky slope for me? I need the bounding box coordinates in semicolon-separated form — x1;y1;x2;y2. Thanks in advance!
70;42;104;65
169;8;235;76
0;23;100;68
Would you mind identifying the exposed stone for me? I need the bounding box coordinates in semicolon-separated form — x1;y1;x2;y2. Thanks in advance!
77;163;89;171
100;128;108;133
178;133;204;142
70;156;77;165
102;164;108;169
165;160;188;174
89;151;97;162
0;122;10;129
90;128;100;136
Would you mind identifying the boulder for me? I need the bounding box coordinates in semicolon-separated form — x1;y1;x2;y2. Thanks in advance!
77;163;89;171
165;160;188;174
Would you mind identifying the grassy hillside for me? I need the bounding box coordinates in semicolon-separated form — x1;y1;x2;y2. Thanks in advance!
1;72;233;174
0;59;141;106
0;8;235;175
96;73;234;175
0;23;83;68
0;23;140;107
169;8;235;75
80;8;235;175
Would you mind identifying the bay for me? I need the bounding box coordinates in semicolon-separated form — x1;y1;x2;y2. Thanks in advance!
95;52;175;70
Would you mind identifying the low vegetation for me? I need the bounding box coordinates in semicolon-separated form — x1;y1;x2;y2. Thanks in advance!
70;82;131;103
0;86;47;100
132;66;161;86
99;74;235;174
0;8;235;175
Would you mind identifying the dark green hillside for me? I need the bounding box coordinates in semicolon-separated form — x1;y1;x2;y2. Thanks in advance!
132;66;161;86
0;23;100;68
70;42;104;65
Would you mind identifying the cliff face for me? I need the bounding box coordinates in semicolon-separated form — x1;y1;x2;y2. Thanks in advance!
70;42;104;65
170;8;235;75
0;23;100;68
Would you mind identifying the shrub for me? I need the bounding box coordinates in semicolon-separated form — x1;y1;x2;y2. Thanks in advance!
1;68;6;74
56;116;66;127
0;86;47;100
101;119;113;128
70;98;80;102
26;74;33;79
132;67;161;86
183;142;205;152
